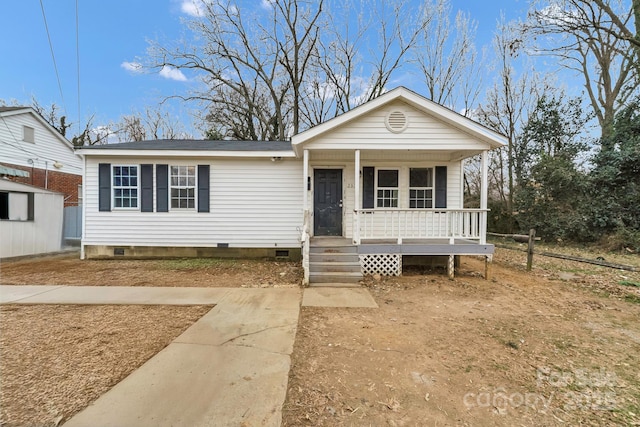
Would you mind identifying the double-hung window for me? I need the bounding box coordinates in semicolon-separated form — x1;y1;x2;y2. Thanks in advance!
113;166;138;208
171;166;196;209
376;169;399;208
409;168;433;208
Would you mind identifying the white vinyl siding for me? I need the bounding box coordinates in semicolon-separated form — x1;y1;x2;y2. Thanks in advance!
302;100;491;152
83;157;303;248
0;111;83;175
23;125;35;143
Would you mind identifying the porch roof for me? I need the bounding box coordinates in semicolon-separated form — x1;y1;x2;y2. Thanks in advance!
291;87;507;157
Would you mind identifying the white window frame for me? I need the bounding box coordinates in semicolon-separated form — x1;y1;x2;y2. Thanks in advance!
375;168;399;208
112;165;139;210
170;165;197;210
23;125;35;143
409;167;434;209
0;191;34;221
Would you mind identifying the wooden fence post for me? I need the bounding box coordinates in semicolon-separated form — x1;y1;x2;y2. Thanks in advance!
526;228;536;271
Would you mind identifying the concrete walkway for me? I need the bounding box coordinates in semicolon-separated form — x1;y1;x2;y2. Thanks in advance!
0;285;377;426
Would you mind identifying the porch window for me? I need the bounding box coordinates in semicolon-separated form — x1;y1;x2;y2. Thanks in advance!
409;168;433;208
376;169;398;207
112;166;138;209
170;166;196;209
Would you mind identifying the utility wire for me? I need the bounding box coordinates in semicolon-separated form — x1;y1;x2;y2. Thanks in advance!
0;115;83;171
39;0;67;116
75;0;81;136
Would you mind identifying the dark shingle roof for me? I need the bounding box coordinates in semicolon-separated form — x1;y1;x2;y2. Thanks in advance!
81;139;293;152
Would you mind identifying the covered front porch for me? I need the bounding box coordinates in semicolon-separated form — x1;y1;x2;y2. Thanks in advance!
298;147;494;284
290;87;506;284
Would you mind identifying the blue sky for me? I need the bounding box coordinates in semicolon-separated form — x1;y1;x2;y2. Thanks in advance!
0;0;528;138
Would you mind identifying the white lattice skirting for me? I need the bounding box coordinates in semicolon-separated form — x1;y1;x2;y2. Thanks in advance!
360;254;402;276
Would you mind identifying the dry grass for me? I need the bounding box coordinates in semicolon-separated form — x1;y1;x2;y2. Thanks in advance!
0;304;212;427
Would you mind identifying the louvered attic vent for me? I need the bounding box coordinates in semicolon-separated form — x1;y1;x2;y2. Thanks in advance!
385;110;408;133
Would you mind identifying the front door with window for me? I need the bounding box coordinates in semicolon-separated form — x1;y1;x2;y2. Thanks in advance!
313;169;342;236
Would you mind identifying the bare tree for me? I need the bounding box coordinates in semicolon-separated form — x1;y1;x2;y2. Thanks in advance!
527;0;639;138
272;0;323;135
30;98;72;137
113;106;193;142
362;0;429;101
148;0;432;138
414;0;482;114
149;0;323;140
299;0;366;126
118;115;147;142
299;0;430;128
585;0;640;50
476;18;547;229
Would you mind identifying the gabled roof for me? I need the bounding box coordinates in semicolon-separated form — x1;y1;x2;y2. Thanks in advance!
0;106;79;154
0;106;28;113
291;86;507;155
78;139;295;158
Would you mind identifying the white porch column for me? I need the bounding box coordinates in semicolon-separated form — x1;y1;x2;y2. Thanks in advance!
354;149;361;245
302;149;310;285
303;149;309;212
480;150;488;245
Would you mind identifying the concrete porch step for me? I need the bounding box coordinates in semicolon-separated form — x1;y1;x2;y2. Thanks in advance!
309;262;362;274
307;282;362;288
309;245;358;255
308;240;362;284
309;272;362;284
309;253;359;263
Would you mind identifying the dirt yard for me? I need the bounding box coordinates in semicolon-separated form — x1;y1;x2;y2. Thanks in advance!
284;249;640;426
0;255;302;287
1;247;639;426
0;304;211;427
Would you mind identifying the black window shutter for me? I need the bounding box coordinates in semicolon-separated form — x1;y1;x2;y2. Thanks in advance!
362;166;375;209
156;164;169;212
435;166;447;208
197;165;210;213
98;163;111;212
140;164;153;212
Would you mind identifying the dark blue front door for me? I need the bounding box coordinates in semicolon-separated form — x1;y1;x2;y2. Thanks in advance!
314;169;342;236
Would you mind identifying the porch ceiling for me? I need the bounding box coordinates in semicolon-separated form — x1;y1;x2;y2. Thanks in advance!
308;149;483;162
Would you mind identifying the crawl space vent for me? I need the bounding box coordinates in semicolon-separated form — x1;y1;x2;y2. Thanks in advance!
385;110;408;133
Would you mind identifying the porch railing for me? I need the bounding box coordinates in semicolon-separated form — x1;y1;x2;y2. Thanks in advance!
301;209;311;285
353;209;487;244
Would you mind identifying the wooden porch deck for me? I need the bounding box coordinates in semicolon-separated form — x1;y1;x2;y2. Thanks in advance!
359;238;494;256
309;237;494;256
308;237;493;280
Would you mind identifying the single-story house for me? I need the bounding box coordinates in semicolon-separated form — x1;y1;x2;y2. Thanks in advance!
0;179;64;258
78;87;506;284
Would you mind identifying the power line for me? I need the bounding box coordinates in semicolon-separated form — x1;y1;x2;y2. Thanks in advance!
75;0;81;136
39;0;67;116
0;115;83;171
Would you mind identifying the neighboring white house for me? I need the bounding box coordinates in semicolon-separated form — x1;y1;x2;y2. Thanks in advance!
0;106;83;205
0;179;64;258
79;87;506;283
